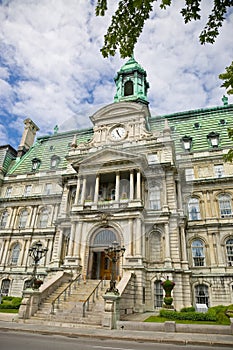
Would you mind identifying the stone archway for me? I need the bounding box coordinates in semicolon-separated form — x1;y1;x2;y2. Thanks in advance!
88;229;120;280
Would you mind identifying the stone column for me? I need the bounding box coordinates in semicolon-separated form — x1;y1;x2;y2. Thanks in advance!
94;175;100;203
74;176;81;205
135;218;142;256
115;172;120;201
136;170;141;200
180;225;188;262
164;223;172;267
215;232;224;266
67;223;76;256
130;170;134;200
2;239;10;265
80;177;87;204
129;218;134;255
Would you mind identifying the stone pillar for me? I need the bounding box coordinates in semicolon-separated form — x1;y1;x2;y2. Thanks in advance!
67;223;76;256
102;293;121;329
164;223;172;267
130;170;134;200
18;290;41;319
180;225;188;262
94;175;100;203
135;218;142;256
129;218;134;255
74;177;81;205
115;172;120;201
136;170;141;200
80;177;87;204
215;232;224;266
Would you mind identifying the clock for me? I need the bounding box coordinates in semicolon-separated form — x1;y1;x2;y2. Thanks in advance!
110;126;126;140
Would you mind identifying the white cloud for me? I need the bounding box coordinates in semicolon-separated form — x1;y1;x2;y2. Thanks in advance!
0;0;232;148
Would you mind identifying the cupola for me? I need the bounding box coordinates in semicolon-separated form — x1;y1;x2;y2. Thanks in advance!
114;57;149;104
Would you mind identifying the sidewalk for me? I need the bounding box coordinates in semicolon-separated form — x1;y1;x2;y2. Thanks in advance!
0;313;232;348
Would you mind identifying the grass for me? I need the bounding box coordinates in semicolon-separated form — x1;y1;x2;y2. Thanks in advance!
144;315;230;325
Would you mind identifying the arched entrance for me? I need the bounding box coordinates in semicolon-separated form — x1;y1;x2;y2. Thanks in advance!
88;229;121;280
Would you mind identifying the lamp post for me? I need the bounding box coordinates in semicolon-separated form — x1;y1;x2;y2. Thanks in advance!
104;241;125;294
28;241;48;290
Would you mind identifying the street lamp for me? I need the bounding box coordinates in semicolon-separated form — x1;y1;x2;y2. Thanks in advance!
104;241;125;294
28;241;48;289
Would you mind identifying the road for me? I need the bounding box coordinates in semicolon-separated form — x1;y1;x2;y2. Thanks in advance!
1;331;232;350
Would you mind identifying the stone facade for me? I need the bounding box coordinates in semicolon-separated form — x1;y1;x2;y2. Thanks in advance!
0;58;233;312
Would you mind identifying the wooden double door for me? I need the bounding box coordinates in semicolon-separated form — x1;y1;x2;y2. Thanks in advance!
91;251;118;280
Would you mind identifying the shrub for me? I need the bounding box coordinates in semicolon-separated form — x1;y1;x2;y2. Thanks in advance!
159;309;216;322
0;296;22;309
180;306;195;313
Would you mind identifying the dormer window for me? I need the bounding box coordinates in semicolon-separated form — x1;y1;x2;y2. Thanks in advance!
124;80;134;96
219;119;226;125
50;155;60;169
181;135;192;151
207;132;219;147
194;122;200;129
32;158;41;171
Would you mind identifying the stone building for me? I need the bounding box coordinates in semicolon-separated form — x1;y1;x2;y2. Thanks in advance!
0;58;233;313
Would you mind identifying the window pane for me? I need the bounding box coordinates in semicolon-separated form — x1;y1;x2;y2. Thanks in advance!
11;243;20;265
195;284;209;307
218;195;232;217
0;211;8;228
19;210;28;228
154;280;163;307
192;240;205;266
185;168;194;181
226;238;233;265
188;198;201;220
214;165;224;178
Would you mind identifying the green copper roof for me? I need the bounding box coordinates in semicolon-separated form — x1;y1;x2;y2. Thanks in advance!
8;128;93;175
114;57;149;104
150;104;233;153
116;57;146;75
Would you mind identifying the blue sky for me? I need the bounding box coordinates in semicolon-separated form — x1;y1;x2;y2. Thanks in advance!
0;0;232;149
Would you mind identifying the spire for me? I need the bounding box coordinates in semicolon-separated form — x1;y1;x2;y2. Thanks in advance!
114;57;149;104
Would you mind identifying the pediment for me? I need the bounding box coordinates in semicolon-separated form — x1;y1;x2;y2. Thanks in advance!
90;101;150;126
72;147;147;173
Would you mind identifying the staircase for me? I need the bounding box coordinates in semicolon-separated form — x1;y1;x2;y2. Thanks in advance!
28;279;107;327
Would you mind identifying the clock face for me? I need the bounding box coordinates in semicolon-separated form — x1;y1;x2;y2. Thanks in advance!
110;126;126;140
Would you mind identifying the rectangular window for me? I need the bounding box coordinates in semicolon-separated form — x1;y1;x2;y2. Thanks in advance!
5;187;12;198
44;183;52;195
185;168;194;181
148;153;158;164
214;164;224;178
24;185;32;196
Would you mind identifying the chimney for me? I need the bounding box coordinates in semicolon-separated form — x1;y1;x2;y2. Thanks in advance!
17;118;40;158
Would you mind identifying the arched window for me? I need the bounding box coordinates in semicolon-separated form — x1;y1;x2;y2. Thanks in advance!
191;239;205;266
10;243;20;265
218;194;232;217
1;278;10;296
226;238;233;266
195;284;209;307
0;210;8;228
38;208;49;228
93;230;117;247
188;198;201;220
154;280;163;308
19;209;28;228
149;185;161;210
124;80;134;96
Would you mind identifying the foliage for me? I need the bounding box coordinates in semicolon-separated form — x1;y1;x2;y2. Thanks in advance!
180;306;195;312
219;60;233;95
156;305;231;325
223;127;233;162
0;296;22;310
95;0;232;58
163;297;173;305
159;309;217;322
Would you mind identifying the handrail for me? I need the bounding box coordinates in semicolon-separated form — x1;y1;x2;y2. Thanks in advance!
51;274;81;314
82;279;104;317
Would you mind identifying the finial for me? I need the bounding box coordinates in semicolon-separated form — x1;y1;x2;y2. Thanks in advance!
54;125;59;134
222;95;228;106
71;134;77;148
